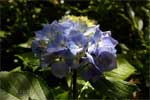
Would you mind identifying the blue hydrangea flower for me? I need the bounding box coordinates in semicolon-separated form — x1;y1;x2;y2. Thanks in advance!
32;19;94;78
32;18;118;79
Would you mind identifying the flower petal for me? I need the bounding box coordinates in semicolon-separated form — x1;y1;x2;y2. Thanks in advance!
51;62;68;78
31;40;43;55
85;52;102;72
84;25;99;36
47;44;67;55
96;51;117;72
67;41;83;55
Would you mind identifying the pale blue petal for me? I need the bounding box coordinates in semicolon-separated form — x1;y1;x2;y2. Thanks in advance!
101;37;117;47
85;52;95;64
60;19;74;29
67;41;83;55
59;20;75;36
93;27;102;42
67;30;88;48
84;25;99;36
88;43;97;54
35;30;49;40
75;22;88;33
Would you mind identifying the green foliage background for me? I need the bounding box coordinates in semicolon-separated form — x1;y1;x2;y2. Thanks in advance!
0;0;150;99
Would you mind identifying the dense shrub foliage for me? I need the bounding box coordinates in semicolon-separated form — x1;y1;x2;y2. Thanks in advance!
0;0;149;99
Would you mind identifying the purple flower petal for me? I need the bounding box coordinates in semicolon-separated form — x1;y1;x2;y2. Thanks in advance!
31;40;43;55
67;41;83;55
51;62;68;78
96;51;117;72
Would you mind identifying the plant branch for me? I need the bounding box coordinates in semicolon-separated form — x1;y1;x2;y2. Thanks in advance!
72;69;77;100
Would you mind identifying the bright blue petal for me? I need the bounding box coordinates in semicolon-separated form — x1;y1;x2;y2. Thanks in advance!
67;30;88;48
93;27;102;43
59;20;75;36
88;29;118;57
96;36;118;56
67;41;83;55
101;37;118;48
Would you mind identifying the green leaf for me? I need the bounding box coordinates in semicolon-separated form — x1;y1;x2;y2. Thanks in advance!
15;52;40;71
79;76;138;99
18;38;33;48
52;86;69;100
126;3;135;19
0;31;9;38
77;80;94;99
55;91;69;100
104;56;136;80
105;77;138;98
118;13;131;24
119;43;129;51
0;71;53;100
135;17;143;31
10;67;22;72
89;77;138;99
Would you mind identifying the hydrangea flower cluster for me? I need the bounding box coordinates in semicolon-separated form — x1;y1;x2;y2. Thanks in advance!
32;17;118;80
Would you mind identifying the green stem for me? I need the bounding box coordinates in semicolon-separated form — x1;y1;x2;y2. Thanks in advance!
72;69;77;100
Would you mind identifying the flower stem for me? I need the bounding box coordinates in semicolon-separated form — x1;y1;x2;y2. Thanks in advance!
72;69;77;100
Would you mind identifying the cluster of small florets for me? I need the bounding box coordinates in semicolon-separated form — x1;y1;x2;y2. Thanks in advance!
32;16;118;80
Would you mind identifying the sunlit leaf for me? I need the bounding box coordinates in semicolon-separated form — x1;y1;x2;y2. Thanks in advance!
10;67;22;72
89;77;138;99
55;91;69;100
18;38;33;48
52;86;70;99
0;31;9;38
104;55;136;80
77;80;94;99
127;3;135;19
135;17;143;31
0;71;53;100
119;43;129;51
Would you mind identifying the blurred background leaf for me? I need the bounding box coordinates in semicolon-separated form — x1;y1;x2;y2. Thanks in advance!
0;71;53;100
